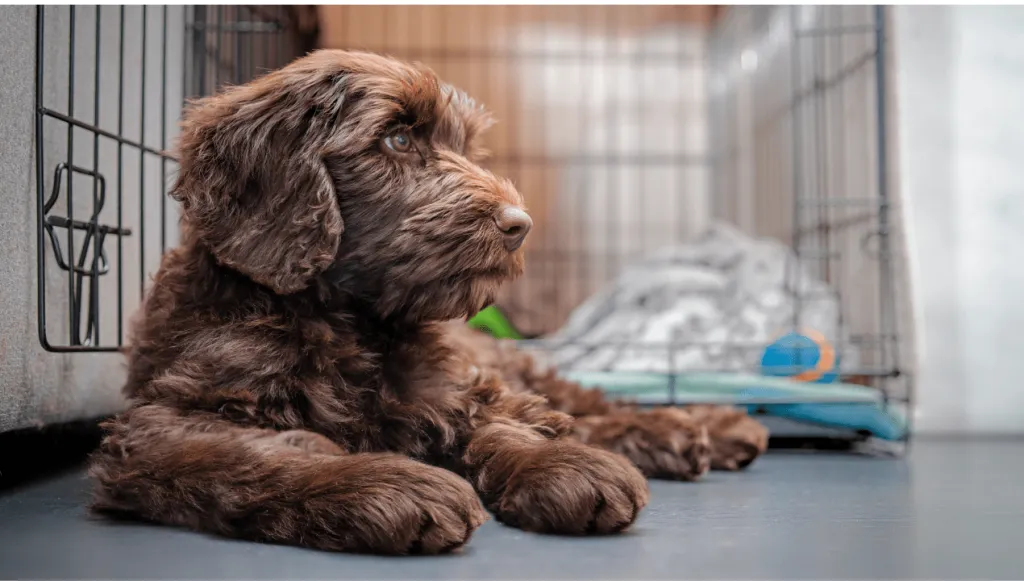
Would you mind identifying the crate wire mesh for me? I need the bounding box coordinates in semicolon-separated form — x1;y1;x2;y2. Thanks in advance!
321;6;909;416
34;5;307;352
708;5;909;406
35;6;910;427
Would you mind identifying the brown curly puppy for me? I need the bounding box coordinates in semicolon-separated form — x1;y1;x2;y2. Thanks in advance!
445;323;770;479
88;50;649;556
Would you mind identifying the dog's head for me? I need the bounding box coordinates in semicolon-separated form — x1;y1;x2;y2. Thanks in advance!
172;50;530;322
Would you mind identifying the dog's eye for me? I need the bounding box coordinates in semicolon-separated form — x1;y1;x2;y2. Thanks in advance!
384;130;413;153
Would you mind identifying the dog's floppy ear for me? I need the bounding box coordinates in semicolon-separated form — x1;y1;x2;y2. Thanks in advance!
170;62;345;295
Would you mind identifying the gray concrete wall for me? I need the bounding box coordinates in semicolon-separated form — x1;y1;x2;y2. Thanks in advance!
1;6;185;432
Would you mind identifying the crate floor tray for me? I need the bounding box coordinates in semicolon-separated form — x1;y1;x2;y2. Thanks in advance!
564;371;907;441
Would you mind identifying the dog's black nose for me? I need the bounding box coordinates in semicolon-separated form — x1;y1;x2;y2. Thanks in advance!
494;205;532;251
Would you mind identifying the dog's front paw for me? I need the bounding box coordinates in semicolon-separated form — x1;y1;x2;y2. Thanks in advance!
493;442;649;535
573;408;712;481
352;457;489;554
685;405;770;471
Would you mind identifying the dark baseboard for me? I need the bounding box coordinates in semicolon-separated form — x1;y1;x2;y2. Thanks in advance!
0;417;106;492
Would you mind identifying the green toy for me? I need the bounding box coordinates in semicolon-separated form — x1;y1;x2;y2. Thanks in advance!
467;305;522;340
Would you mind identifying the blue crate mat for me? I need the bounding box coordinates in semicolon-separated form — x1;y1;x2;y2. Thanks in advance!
563;371;908;442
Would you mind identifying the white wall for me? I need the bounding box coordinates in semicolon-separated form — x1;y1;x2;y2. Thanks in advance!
894;6;1024;434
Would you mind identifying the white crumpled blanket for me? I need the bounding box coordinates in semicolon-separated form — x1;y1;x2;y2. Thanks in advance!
542;222;859;374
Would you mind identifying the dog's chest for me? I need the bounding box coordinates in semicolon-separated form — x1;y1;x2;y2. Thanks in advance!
299;317;471;463
319;339;471;462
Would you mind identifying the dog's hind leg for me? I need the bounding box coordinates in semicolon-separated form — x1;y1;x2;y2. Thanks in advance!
680;404;770;471
509;368;718;480
454;324;767;477
497;345;767;476
569;408;713;481
89;405;487;555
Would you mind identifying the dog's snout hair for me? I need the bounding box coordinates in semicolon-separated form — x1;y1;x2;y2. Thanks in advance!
432;150;524;208
428;150;532;250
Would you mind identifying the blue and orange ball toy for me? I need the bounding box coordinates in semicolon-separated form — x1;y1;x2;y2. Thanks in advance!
759;329;839;384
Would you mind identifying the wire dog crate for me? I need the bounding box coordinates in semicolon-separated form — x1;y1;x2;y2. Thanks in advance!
34;6;911;439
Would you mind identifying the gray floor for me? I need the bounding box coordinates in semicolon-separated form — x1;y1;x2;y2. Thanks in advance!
2;439;1023;579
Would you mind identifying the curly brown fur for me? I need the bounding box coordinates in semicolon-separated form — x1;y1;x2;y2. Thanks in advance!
88;50;650;556
681;404;769;471
445;323;769;479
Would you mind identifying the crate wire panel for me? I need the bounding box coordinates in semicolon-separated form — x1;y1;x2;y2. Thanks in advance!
490;8;905;409
34;6;303;352
320;7;907;410
34;6;180;352
705;6;909;409
285;7;910;413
